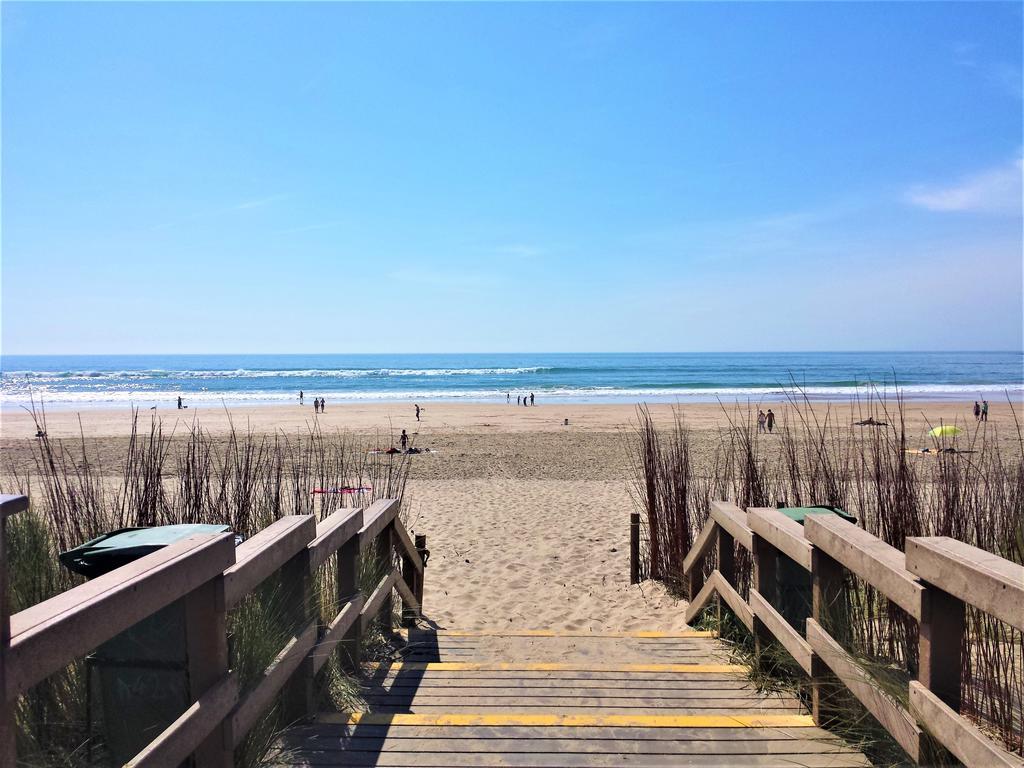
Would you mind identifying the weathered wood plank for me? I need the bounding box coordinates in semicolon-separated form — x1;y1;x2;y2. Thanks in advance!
7;533;235;699
360;697;802;711
224;515;316;609
311;596;364;674
360;568;399;632
370;661;746;674
124;672;237;768
906;537;1024;632
286;752;870;767
682;517;717;577
908;681;1023;768
308;507;362;572
0;495;28;519
358;499;401;551
373;685;766;698
749;589;814;675
286;735;862;755
228;620;318;747
804;516;924;621
806;619;922;762
684;571;753;631
746;508;812;571
330;712;816;728
392;518;423;575
709;501;754;552
394;571;421;618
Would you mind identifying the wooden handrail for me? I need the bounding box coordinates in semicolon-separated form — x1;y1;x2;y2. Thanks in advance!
2;497;424;768
7;532;235;700
676;500;1024;767
709;501;754;551
906;537;1024;632
805;515;925;621
224;515;316;610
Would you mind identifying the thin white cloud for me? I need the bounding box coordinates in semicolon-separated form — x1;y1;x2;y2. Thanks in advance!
905;156;1023;213
233;194;288;210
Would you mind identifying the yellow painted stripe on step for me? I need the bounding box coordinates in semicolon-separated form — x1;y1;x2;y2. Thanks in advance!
419;630;717;639
321;712;816;728
369;662;745;673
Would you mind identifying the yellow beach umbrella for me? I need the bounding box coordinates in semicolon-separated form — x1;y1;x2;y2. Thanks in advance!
928;425;963;438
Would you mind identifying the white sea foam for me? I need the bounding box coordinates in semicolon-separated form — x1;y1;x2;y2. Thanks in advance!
3;383;1021;409
3;367;550;382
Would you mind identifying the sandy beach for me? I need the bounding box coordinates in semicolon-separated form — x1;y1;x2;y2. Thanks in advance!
1;400;1018;633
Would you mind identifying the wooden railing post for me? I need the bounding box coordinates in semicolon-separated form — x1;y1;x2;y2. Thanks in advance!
377;521;395;630
183;574;232;768
629;513;640;584
716;527;735;628
917;585;965;713
281;544;315;723
1;495;28;768
338;511;363;671
751;533;778;659
810;547;844;727
414;534;427;607
401;532;420;628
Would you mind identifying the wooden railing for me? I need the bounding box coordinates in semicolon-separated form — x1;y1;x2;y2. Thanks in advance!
0;493;426;768
665;500;1023;768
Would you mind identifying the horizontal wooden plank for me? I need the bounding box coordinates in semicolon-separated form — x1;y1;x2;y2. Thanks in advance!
369;662;746;674
7;533;235;699
682;518;717;577
361;698;801;712
358;499;401;551
375;680;758;693
280;751;869;767
806;619;922;762
804;516;924;621
360;568;399;632
709;501;754;552
394;571;421;616
287;734;861;755
392;518;423;574
374;686;767;699
0;494;28;519
228;620;317;747
308;507;363;572
125;672;237;768
224;515;316;609
332;712;817;728
416;630;716;639
292;722;848;741
906;537;1024;631
908;682;1023;768
749;589;814;675
311;596;364;674
746;509;812;572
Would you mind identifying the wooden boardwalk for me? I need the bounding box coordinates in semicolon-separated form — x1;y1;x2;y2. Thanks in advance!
281;629;870;767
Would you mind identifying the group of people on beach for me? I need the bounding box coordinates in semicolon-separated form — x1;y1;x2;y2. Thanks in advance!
973;400;989;422
299;392;326;413
756;409;776;433
508;393;535;406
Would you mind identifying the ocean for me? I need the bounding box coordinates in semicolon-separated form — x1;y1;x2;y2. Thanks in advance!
1;352;1021;409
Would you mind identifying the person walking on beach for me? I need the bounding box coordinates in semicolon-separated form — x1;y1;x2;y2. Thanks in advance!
507;393;510;404
400;429;408;450
981;400;989;422
177;396;183;410
757;410;766;433
300;390;304;406
320;398;326;414
530;392;535;406
973;401;980;421
766;409;776;433
517;395;521;406
313;398;319;414
415;403;421;422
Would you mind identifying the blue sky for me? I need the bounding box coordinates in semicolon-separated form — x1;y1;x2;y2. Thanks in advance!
2;2;1021;354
